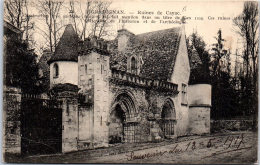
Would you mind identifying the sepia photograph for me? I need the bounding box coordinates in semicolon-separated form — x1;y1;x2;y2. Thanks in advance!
2;0;259;163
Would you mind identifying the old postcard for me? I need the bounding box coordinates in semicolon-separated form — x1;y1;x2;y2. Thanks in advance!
3;0;258;163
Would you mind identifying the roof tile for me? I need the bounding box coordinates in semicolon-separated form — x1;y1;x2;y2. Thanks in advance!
109;27;182;81
48;24;79;64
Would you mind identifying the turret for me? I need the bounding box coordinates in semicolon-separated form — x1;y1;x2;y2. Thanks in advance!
78;36;110;96
48;24;79;88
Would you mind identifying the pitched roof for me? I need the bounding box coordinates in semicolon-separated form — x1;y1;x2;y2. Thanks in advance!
109;27;182;81
48;24;79;64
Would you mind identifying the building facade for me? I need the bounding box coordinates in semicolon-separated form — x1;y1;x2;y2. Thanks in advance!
48;24;211;152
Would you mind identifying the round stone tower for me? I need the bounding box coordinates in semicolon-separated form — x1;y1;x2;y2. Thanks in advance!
48;24;79;88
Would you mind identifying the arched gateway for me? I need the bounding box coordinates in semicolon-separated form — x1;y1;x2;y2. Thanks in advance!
160;99;176;138
109;93;139;143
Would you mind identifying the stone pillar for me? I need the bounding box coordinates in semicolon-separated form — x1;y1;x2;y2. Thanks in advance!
3;86;21;154
52;84;79;153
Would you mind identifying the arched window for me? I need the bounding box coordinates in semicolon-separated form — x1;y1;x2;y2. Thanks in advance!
53;63;59;78
131;57;137;74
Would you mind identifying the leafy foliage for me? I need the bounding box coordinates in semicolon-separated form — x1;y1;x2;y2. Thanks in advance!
5;36;40;93
187;31;211;84
187;30;245;120
210;29;237;119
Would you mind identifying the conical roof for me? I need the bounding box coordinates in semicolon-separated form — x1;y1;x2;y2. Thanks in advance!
190;46;202;70
48;24;79;64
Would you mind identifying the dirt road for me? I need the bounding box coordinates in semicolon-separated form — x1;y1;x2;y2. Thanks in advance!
4;131;257;164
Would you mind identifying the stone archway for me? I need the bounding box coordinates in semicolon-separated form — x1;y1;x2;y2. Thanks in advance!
109;92;139;143
109;104;126;144
160;99;176;138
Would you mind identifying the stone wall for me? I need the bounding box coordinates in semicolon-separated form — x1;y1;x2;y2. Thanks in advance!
3;86;21;154
188;106;210;134
109;81;180;142
175;105;189;136
109;83;149;142
92;52;110;148
147;90;179;138
211;120;254;133
169;28;190;137
188;84;211;106
50;61;78;88
78;51;110;149
78;51;95;150
78;105;93;150
188;84;211;135
52;84;79;153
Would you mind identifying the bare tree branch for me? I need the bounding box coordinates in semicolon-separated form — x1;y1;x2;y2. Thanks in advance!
4;0;34;47
37;0;64;53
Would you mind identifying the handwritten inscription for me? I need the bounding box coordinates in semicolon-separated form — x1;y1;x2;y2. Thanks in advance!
126;134;248;161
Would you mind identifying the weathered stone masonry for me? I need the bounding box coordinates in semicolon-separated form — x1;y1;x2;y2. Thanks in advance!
44;25;212;152
51;84;79;153
75;38;180;149
109;69;179;143
3;19;214;156
3;86;21;154
2;24;212;155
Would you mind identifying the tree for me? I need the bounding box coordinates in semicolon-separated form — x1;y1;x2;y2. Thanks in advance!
187;31;211;84
211;29;228;77
234;2;258;82
5;35;40;94
91;1;112;38
68;0;113;40
37;0;64;53
69;0;92;39
233;1;259;129
4;0;35;46
210;29;238;119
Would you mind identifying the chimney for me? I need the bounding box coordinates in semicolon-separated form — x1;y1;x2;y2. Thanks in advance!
117;29;134;52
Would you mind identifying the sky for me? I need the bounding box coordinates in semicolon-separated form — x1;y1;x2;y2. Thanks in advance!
110;0;245;54
26;0;247;64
